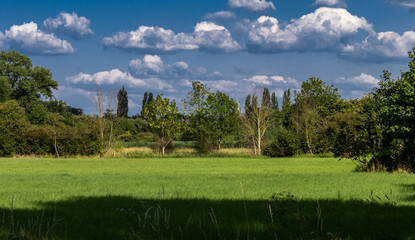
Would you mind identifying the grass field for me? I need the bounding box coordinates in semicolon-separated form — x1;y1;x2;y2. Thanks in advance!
0;157;414;239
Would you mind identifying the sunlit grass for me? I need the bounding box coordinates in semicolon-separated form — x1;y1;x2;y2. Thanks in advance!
0;157;414;239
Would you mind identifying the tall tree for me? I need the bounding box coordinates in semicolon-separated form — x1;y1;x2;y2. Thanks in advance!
372;47;415;171
91;90;106;149
141;92;153;118
294;77;340;117
117;86;128;118
143;95;181;156
293;77;340;154
0;50;58;110
206;91;240;150
262;88;271;107
243;88;274;155
182;81;212;152
281;89;292;127
271;92;278;110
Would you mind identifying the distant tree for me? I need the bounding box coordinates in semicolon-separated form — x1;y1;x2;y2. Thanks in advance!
292;94;322;155
271;92;278;110
143;94;181;155
206;91;240;150
280;89;292;127
182;81;212;152
67;106;83;116
117;86;128;118
91;90;106;149
141;92;153;118
0;50;58;112
242;88;274;155
294;77;340;118
262;88;271;107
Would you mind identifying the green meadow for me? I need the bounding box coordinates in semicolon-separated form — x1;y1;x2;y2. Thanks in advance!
1;157;414;239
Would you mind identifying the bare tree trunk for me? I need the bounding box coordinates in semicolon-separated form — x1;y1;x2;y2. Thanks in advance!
92;90;106;149
305;124;313;155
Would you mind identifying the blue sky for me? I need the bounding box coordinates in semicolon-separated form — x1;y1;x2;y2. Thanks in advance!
1;0;415;114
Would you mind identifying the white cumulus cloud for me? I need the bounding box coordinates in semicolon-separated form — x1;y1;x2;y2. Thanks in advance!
228;0;276;12
43;12;93;39
129;55;164;76
342;31;415;60
4;22;75;54
102;22;242;53
314;0;347;8
335;73;379;86
66;69;171;90
128;54;222;80
248;7;373;53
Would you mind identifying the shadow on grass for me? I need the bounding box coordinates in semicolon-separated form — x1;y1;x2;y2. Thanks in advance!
1;195;415;240
402;183;415;202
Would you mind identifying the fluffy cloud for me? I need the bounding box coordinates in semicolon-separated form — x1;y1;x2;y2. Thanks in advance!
43;12;93;39
228;0;276;12
102;21;242;53
205;11;236;20
243;75;299;86
313;0;347;8
385;0;415;7
247;7;373;53
129;55;164;76
128;54;223;80
335;73;379;86
67;55;222;91
66;69;171;90
4;22;75;54
342;31;415;60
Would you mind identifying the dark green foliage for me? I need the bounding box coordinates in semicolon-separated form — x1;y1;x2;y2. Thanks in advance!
291;78;341;154
183;81;239;153
141;92;153;118
0;101;101;157
117;86;128;118
0;100;30;156
262;88;270;107
329;96;380;158
263;127;297;157
67;106;83;115
294;77;340;118
271;92;278;110
183;81;213;153
0;50;58;111
281;89;292;127
0;76;11;102
371;48;415;171
45;99;78;125
206;91;240;150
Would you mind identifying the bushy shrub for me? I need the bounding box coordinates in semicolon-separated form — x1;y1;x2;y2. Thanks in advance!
0;100;30;156
263;128;297;157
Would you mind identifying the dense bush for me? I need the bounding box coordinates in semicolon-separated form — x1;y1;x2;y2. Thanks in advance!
0;100;30;156
263;128;297;157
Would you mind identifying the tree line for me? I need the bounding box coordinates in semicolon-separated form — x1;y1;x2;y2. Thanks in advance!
1;49;415;172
